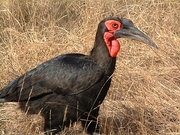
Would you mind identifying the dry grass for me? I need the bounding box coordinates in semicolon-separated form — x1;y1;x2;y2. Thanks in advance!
0;0;180;134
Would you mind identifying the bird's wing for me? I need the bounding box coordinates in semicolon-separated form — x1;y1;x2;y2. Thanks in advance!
0;54;104;101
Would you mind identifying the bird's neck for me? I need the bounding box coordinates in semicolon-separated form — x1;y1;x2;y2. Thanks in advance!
90;35;116;76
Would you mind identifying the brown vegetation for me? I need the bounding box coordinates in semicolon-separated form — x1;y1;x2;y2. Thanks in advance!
0;0;180;134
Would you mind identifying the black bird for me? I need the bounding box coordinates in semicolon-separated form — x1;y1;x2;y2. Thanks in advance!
0;17;157;135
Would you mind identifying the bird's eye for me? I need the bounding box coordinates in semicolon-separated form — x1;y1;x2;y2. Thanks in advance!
112;23;118;28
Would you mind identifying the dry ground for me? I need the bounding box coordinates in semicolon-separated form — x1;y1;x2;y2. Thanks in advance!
0;0;180;134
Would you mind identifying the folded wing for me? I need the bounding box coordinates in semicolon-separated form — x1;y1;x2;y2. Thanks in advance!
0;54;103;101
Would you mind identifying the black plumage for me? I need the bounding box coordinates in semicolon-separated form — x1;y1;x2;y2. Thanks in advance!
0;17;157;135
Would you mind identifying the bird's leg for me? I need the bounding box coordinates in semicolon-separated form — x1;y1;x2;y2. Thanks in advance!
44;122;65;135
81;107;101;135
44;123;62;135
43;111;63;135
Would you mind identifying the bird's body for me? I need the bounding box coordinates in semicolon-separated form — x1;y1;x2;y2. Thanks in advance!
1;52;114;134
0;17;157;135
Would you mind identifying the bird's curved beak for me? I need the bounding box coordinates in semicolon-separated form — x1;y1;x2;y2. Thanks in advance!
114;19;158;48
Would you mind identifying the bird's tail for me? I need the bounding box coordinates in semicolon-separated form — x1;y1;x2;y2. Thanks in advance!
0;98;5;102
0;90;6;102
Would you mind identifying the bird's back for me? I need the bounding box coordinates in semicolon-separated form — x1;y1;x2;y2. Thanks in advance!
0;53;105;102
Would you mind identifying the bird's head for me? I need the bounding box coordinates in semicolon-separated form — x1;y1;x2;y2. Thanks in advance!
97;17;158;57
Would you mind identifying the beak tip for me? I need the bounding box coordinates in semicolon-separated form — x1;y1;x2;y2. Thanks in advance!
150;42;158;49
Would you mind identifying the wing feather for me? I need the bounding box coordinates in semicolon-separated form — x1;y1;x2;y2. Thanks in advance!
0;54;103;101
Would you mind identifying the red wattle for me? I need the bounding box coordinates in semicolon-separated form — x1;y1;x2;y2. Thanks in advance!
110;39;120;57
104;32;120;57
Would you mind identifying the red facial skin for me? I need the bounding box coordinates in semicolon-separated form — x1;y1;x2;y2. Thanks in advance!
104;20;122;57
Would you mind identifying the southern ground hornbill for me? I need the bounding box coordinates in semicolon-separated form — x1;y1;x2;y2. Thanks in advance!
0;17;157;134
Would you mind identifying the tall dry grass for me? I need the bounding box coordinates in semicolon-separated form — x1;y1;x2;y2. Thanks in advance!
0;0;180;134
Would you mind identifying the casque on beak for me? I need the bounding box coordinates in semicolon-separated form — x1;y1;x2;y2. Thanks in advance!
114;18;158;48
